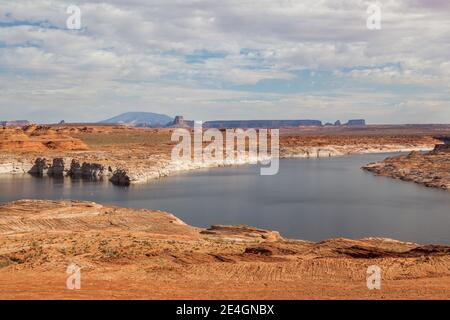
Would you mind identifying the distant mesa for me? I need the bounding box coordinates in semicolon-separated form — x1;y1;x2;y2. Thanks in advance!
202;119;322;128
345;119;366;126
326;119;366;126
167;115;194;128
0;120;30;127
323;119;366;127
98;112;366;129
168;116;322;129
172;115;185;126
168;116;366;128
99;112;173;127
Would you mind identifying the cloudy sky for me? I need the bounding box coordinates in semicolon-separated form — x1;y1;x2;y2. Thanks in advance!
0;0;449;123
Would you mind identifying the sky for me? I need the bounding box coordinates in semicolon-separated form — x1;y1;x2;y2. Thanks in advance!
0;0;449;124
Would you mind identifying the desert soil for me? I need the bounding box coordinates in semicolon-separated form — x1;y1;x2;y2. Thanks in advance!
0;200;449;300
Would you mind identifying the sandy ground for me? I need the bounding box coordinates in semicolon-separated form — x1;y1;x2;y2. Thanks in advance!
0;200;448;300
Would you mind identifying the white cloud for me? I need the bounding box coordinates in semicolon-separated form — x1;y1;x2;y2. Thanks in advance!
0;0;449;123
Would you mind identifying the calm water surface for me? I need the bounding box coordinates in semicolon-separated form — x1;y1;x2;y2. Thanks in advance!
0;153;449;243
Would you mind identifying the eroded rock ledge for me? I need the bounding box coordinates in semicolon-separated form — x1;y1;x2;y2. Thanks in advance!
28;157;111;179
0;200;449;299
1;200;449;261
363;142;450;190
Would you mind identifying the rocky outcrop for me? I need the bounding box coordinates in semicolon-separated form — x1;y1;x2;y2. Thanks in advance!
434;135;450;145
200;225;282;242
26;157;109;179
432;143;450;154
67;159;82;177
47;158;65;176
67;159;106;178
363;143;450;190
110;169;131;186
28;157;49;176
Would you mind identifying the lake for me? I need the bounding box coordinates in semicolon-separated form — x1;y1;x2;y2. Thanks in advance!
0;153;449;243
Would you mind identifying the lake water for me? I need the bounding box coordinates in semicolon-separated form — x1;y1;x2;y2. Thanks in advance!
0;153;449;244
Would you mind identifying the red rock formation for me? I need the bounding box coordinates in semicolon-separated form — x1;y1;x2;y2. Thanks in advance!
0;126;88;152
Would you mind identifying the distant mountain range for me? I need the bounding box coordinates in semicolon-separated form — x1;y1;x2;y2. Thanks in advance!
166;116;323;128
99;112;173;127
98;112;366;128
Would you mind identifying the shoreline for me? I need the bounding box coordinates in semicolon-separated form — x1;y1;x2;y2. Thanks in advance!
0;147;446;247
0;144;435;185
0;199;449;299
0;197;447;245
363;144;450;191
